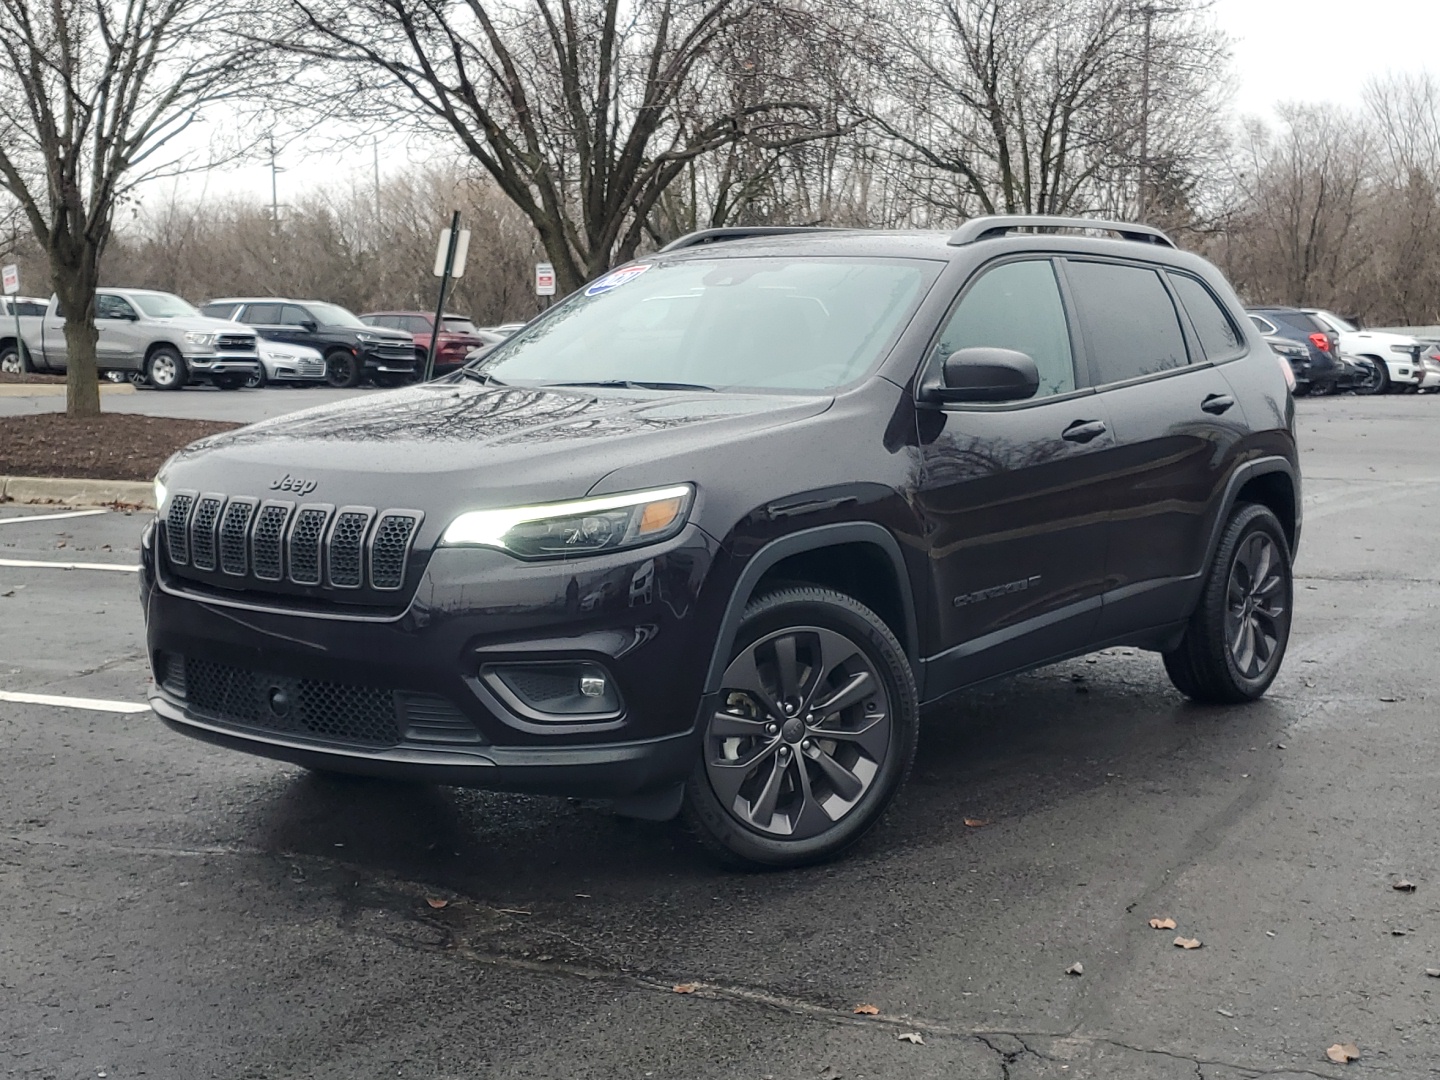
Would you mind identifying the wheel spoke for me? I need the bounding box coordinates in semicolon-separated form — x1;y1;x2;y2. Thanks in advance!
810;669;873;717
708;710;770;739
804;744;864;802
705;740;778;808
748;754;789;828
809;711;888;758
721;649;784;722
1253;572;1285;600
774;633;801;706
1251;618;1276;667
1231;616;1255;673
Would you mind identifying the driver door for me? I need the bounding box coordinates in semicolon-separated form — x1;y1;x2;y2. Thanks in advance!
914;257;1121;690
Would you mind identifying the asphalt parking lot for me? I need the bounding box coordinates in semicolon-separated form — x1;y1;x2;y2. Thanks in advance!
3;395;1440;1079
0;383;369;424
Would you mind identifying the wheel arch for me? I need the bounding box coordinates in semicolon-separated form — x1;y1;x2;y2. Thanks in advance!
144;339;184;361
1206;458;1300;570
702;523;919;695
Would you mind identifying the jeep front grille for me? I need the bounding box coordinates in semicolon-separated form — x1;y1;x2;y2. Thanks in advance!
163;492;422;596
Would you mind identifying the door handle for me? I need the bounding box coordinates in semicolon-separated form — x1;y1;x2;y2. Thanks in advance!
1201;393;1235;414
1061;419;1107;443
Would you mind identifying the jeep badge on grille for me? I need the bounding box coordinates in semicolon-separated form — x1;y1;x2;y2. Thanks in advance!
270;474;318;496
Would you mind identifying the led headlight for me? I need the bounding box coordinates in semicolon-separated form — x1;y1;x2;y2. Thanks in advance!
153;475;168;510
184;332;216;346
441;485;693;558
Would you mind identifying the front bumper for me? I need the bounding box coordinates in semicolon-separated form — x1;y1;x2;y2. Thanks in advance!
359;343;417;374
140;525;721;798
188;354;262;377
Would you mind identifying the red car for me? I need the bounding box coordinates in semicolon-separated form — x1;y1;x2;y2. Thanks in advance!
358;311;484;376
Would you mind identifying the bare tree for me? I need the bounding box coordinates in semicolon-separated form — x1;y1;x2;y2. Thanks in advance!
276;0;846;294
0;0;272;414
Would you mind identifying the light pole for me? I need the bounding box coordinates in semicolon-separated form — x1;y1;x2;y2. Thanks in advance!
1135;3;1181;223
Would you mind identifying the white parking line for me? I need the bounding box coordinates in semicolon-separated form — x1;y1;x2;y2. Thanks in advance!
0;690;150;714
0;509;109;525
0;557;138;573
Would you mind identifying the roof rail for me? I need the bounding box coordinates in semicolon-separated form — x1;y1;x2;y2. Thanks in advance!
658;226;837;253
948;215;1175;248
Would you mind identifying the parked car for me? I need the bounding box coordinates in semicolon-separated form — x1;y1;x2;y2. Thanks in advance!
462;327;512;365
199;298;416;388
359;311;484;377
1302;309;1423;394
1;289;260;389
1247;307;1344;395
1416;344;1440;392
1264;335;1310;390
145;216;1300;868
253;340;328;388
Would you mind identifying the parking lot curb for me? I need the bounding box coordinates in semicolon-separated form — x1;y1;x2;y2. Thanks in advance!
0;475;153;509
0;383;136;397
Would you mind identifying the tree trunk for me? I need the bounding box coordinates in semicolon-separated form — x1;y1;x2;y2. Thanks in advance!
52;260;101;418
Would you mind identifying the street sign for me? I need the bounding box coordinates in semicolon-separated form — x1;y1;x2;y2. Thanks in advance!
433;229;471;279
535;262;556;296
1;265;17;295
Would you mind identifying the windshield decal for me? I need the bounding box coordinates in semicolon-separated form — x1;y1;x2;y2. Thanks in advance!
585;264;651;296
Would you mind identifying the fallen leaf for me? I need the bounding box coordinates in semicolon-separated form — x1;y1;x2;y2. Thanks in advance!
1173;936;1202;950
425;898;448;909
1065;962;1084;976
1380;696;1397;703
1148;917;1177;930
963;817;991;828
1393;880;1417;892
672;983;697;994
853;1004;880;1015
897;1032;924;1044
1391;929;1408;936
1325;1043;1359;1064
1276;743;1286;749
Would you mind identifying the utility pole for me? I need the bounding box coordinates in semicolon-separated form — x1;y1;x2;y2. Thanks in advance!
373;137;382;241
268;137;282;228
1135;3;1180;224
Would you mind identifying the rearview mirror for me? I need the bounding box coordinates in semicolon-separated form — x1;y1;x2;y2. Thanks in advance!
930;347;1040;403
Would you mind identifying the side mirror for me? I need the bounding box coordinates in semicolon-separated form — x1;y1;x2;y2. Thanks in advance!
301;320;317;332
930;346;1040;403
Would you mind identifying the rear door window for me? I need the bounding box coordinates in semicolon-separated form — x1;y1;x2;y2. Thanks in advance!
1169;274;1243;361
278;305;312;326
244;303;282;324
1064;260;1188;384
934;259;1077;399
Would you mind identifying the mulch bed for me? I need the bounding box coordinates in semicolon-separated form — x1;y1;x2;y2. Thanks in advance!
0;371;65;385
0;413;241;482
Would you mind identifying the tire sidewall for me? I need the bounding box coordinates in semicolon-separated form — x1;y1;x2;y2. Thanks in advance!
326;350;363;388
1;346;24;374
146;347;186;390
684;587;918;869
1212;504;1293;698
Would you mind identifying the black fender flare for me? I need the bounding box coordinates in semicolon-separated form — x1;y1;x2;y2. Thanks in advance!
1200;456;1301;574
701;521;920;695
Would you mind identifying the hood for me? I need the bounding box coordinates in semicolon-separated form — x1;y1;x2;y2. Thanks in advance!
147;314;254;335
351;325;412;343
161;380;832;511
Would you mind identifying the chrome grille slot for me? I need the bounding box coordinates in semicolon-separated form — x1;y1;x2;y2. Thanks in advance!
286;505;332;586
251;502;292;581
370;512;422;590
219;498;257;576
190;494;225;571
326;508;375;588
165;493;195;565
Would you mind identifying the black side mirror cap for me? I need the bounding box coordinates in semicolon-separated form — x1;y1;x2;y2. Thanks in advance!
302;321;318;332
927;346;1040;403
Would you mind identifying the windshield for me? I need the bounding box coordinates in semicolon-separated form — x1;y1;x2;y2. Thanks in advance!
132;292;199;319
477;258;936;392
307;302;367;328
1324;312;1357;332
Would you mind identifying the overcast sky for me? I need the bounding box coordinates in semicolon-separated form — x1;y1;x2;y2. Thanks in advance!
161;0;1440;209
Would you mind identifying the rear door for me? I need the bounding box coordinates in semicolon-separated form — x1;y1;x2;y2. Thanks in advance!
1061;260;1251;639
914;257;1121;690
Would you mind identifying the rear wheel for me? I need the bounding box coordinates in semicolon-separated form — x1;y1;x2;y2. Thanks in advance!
1354;357;1389;395
325;349;363;388
1163;504;1292;704
0;343;28;374
682;586;918;869
244;367;267;389
146;346;188;391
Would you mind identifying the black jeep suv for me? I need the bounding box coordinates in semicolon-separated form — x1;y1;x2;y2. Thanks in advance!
144;217;1300;868
199;298;417;388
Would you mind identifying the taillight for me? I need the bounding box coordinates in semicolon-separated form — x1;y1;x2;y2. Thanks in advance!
1308;332;1331;352
1276;352;1296;391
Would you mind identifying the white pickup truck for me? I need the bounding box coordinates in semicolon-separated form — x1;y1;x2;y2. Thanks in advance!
1302;309;1424;393
0;288;261;390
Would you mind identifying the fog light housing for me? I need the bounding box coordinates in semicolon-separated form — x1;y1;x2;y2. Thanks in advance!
481;661;622;721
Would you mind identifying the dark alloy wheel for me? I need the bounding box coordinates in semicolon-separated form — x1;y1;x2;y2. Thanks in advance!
146;346;188;391
683;586;918;869
1354;357;1388;395
326;349;363;388
1163;503;1292;704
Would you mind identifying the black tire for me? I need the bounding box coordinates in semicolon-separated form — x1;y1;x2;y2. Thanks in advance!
212;373;245;391
1163;503;1292;704
682;586;919;869
0;342;29;374
1292;382;1310;397
325;349;364;388
1354;357;1389;395
146;346;188;390
244;367;267;389
1309;379;1333;397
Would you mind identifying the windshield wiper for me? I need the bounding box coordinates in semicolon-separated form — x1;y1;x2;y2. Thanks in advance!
458;368;506;385
543;379;716;392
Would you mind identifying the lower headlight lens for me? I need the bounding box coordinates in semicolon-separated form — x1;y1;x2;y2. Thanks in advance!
184;332;215;346
441;484;693;558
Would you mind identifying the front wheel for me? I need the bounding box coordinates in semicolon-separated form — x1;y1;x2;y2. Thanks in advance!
325;349;363;388
682;586;918;869
1354;358;1389;395
1163;503;1293;704
146;346;188;391
244;367;267;389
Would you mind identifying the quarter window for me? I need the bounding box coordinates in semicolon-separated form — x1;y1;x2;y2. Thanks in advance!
1065;261;1188;384
1170;273;1243;360
935;260;1076;399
